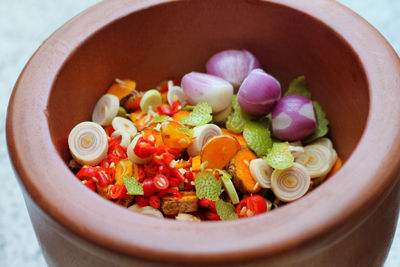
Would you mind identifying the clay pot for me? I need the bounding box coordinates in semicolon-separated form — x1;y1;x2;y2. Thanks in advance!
7;0;400;266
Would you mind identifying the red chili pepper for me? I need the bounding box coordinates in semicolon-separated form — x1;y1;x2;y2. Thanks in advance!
169;177;181;187
162;153;175;165
158;164;171;177
153;174;169;190
171;100;181;113
109;184;130;200
199;198;217;213
134;137;157;158
144;161;159;179
184;169;195;190
159;83;169;93
157;105;174;116
235;195;267;218
136;196;149;207
204;211;221;221
155;145;180;156
142;179;156;197
104;126;115;137
94;168;109;187
76;167;98;180
157;188;183;198
149;195;161;209
109;142;127;159
82;180;96;191
138;166;145;182
171;168;186;182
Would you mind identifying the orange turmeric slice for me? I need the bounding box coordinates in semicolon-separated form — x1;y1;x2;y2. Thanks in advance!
172;110;190;122
192;155;202;172
230;149;260;193
161;121;193;150
107;79;136;100
115;159;134;185
326;157;342;179
221;128;247;147
201;135;239;169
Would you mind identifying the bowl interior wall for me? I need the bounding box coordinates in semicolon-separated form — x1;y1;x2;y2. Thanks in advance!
48;0;369;165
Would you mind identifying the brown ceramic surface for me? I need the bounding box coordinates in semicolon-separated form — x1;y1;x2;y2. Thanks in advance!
7;0;400;265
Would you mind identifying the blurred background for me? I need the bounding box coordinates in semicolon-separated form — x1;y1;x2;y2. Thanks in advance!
0;0;399;266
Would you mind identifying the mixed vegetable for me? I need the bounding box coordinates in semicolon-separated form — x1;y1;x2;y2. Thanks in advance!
67;49;342;221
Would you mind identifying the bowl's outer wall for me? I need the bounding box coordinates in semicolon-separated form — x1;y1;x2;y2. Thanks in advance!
6;0;400;265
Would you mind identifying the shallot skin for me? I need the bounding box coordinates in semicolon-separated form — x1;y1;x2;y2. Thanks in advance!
272;95;317;141
237;69;281;116
206;49;261;88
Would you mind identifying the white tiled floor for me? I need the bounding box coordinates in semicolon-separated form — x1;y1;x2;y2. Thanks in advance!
0;1;399;266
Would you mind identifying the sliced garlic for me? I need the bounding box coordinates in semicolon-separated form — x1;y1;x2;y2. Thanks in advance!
128;204;164;218
249;158;272;188
271;163;310;202
167;81;187;106
68;121;108;166
304;144;332;178
111;129;131;148
92;94;120;126
127;135;152;164
112;116;137;138
187;124;222;157
176;213;201;222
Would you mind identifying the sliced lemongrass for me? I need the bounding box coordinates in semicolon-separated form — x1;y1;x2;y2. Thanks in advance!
312;137;333;150
68;121;108;166
112;116;137;138
127;135;152;164
213;104;232;123
266;199;273;211
187;124;222;157
128;204;164;218
271;163;310;202
222;178;240;204
304;144;332;178
167;80;187;107
176;213;201;222
140;89;162;113
329;148;338;166
92;94;120;126
293;148;310;166
249;158;272;188
111;129;131;148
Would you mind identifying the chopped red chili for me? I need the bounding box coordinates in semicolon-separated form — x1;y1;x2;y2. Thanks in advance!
149;195;161;209
135;196;150;207
142;178;156;197
153;174;169;190
109;184;129;200
157;188;183;198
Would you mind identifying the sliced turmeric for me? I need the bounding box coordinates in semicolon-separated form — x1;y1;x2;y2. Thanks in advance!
229;149;260;193
107;79;136;100
172;110;190;122
327;157;342;179
201;135;239;169
115;159;134;185
192;155;202;172
221;128;247;148
161;121;193;150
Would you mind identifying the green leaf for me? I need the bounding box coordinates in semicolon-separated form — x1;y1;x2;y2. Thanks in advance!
182;105;195;111
123;175;144;195
214;169;232;182
303;101;329;143
153;115;170;123
181;102;213;126
243;121;273;156
284;76;312;99
194;172;223;201
226;95;253;133
215;199;238;220
264;142;294;170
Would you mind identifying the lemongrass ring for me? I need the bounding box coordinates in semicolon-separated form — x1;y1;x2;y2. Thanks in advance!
271;163;311;202
312;137;333;150
167;81;187;107
68;121;108;166
111;129;131;148
92;94;120;126
304;144;332;178
112;116;137;138
249;158;272;188
127;135;152;164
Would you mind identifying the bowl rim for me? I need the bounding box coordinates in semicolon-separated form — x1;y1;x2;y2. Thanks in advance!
7;0;400;264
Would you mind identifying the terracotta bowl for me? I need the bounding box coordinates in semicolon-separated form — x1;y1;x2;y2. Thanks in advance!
7;0;400;266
